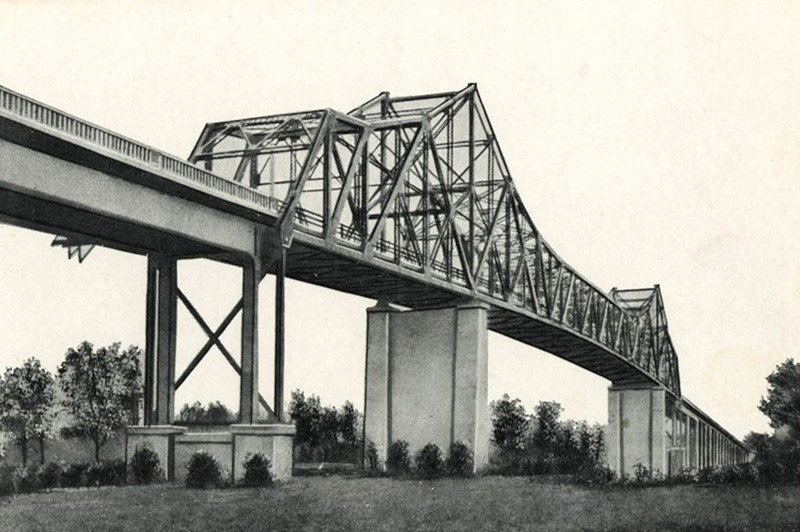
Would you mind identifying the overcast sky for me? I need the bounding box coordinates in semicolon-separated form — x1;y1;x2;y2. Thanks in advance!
0;1;798;439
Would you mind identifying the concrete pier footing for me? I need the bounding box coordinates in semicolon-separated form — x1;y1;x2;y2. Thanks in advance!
126;424;295;482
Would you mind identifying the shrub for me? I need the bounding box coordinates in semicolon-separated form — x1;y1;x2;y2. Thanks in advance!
16;465;43;493
242;453;273;487
386;440;411;477
632;463;651;484
667;467;696;485
61;463;89;488
364;441;380;474
716;463;759;485
87;460;126;487
489;448;534;476
40;462;63;489
572;463;617;485
130;446;162;484
416;443;444;479
447;441;474;478
696;466;715;484
0;464;16;496
186;451;224;489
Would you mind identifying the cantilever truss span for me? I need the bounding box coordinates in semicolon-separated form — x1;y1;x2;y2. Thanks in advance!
189;84;681;395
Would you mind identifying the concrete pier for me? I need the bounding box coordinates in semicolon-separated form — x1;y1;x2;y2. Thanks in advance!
363;302;489;472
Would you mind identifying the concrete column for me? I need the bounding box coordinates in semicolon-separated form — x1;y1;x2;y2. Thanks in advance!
363;303;489;472
363;303;395;466
700;423;706;469
274;248;286;422
239;255;260;424
145;254;178;425
607;385;667;477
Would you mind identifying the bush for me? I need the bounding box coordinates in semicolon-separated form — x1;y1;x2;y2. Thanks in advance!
186;451;225;489
667;467;696;485
632;463;651;484
572;463;617;485
364;441;380;474
86;460;126;487
489;448;534;476
0;464;16;496
711;463;759;485
447;441;474;478
61;463;89;488
386;440;411;477
416;443;444;479
242;453;273;487
40;462;63;489
16;466;43;493
130;446;162;484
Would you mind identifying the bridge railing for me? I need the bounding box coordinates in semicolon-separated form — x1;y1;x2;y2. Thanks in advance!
0;85;283;214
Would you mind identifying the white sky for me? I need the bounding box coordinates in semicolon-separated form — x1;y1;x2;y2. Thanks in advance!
0;1;798;439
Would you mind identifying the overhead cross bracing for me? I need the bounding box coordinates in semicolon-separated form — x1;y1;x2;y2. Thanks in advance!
188;84;681;395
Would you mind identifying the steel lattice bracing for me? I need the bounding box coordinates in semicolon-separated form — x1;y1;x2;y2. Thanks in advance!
189;84;681;395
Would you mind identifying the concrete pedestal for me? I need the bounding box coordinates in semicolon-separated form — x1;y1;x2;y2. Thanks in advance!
364;303;489;472
607;385;667;477
174;432;233;483
230;424;296;481
126;425;186;481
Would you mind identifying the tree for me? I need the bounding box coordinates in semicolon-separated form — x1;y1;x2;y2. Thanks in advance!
339;401;360;446
288;390;363;463
531;400;564;454
177;401;236;424
0;358;56;466
490;394;529;451
759;358;800;436
57;341;141;461
288;390;323;448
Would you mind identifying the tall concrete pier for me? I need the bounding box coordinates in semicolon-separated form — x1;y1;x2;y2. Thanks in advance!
364;303;489;472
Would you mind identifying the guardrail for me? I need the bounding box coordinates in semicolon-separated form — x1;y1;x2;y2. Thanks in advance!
0;85;279;214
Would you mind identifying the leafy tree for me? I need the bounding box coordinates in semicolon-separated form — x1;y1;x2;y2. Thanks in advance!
0;358;56;466
759;358;800;436
531;400;564;453
339;401;360;445
743;431;771;457
177;401;236;424
490;394;529;451
288;390;363;462
289;390;323;448
57;341;142;461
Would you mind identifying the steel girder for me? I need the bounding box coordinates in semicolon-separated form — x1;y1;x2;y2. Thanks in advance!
189;84;681;395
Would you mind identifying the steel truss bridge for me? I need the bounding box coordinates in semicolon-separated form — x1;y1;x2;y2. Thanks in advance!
189;84;680;394
0;83;748;466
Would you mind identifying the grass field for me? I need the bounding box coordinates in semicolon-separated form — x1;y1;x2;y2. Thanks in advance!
1;476;799;531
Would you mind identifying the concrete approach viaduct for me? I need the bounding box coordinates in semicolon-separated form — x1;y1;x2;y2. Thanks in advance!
0;84;749;480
